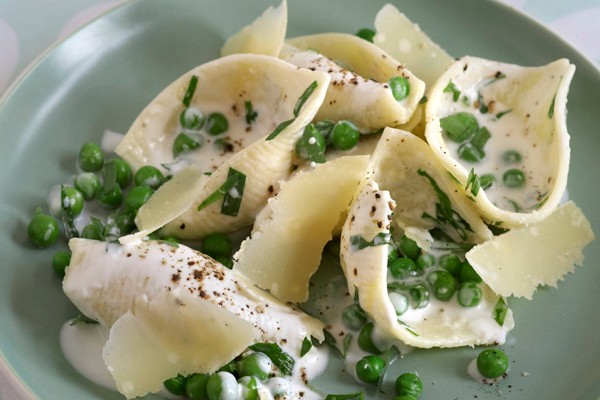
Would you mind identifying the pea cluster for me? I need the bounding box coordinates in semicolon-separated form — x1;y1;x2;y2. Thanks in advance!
386;235;484;317
174;107;230;157
295;119;361;164
163;351;289;400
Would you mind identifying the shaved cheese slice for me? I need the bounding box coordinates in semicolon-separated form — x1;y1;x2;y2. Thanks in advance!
115;54;328;175
425;56;575;228
119;165;207;244
340;179;513;348
104;292;255;399
64;239;324;397
282;33;425;131
373;4;454;89
221;0;287;57
466;201;594;300
234;156;369;303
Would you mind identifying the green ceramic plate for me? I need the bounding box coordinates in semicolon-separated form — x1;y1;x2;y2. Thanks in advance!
0;0;598;399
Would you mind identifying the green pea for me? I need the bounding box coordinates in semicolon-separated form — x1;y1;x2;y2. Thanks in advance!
116;212;136;235
416;253;435;270
342;303;367;331
107;158;132;188
426;270;458;301
96;185;123;210
74;172;101;200
164;374;187;396
399;235;420;260
389;76;410;101
201;232;233;258
458;260;482;283
502;150;522;164
388;291;409;315
458;282;483;307
27;210;59;248
78;142;104;172
355;355;385;383
125;185;153;213
51;251;71;278
479;174;496;190
502;169;525;188
331;120;360;150
438;253;461;276
134;166;165;189
476;348;509;379
206;112;229;136
387;247;399;263
408;284;430;309
173;132;203;157
389;257;421;278
237;376;258;400
314;119;335;142
180;106;206;130
393;396;418;400
295;124;326;163
356;28;375;43
206;371;238;400
358;322;381;354
81;223;103;240
213;254;233;269
458;142;485;163
395;372;422;397
61;186;84;217
185;373;210;400
236;352;272;382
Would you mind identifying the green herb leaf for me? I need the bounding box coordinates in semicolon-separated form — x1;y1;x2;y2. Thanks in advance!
70;314;99;326
397;320;420;336
349;232;391;251
465;168;481;196
323;329;343;358
197;167;246;216
300;337;313;357
485;71;507;86
182;75;199;108
439;112;479;143
248;343;295;376
443;81;461;102
325;393;364;400
294;80;318;117
495;109;512;119
377;346;400;393
493;297;508;326
477;92;489;114
90;216;107;241
548;93;556;118
418;169;473;241
265;118;295;141
419;95;428;104
244;100;258;124
103;159;118;192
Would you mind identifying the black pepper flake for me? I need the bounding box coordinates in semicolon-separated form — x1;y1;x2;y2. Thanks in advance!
179;223;186;230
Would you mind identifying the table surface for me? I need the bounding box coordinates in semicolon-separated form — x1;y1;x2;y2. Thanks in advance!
0;0;598;398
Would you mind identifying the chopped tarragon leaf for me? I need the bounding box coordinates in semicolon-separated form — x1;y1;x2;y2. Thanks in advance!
493;297;509;326
197;167;246;216
397;320;420;337
534;195;549;210
103;159;118;192
325;393;364;400
61;185;79;239
182;75;199;108
349;232;391;251
70;314;99;326
266;81;318;141
244;100;258;125
294;80;318;117
495;109;513;119
248;343;294;376
90;216;106;241
477;92;489;114
419;95;428;104
548;93;556;118
418;169;473;241
443;80;461;102
300;337;313;357
440;112;479;143
508;199;522;212
265;118;295;141
465;168;481;196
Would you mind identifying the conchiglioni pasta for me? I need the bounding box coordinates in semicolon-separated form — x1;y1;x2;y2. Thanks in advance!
425;56;574;228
